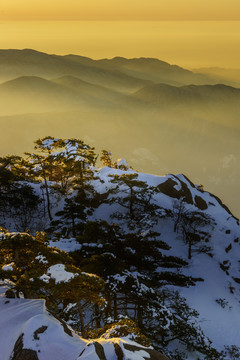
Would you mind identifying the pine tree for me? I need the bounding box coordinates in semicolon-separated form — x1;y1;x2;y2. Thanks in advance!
25;136;97;222
72;220;199;343
100;150;112;167
181;211;214;259
0;228;105;336
0;156;41;230
55;195;87;237
105;229;196;324
109;173;164;229
0;230;71;290
38;264;105;336
72;220;125;277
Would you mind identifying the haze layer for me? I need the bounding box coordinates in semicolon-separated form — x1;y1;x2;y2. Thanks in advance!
1;21;240;68
0;49;239;218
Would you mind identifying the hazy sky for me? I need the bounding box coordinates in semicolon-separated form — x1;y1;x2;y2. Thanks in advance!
1;1;240;68
1;0;240;21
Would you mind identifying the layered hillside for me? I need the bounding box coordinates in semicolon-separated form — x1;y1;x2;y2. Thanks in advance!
0;49;239;218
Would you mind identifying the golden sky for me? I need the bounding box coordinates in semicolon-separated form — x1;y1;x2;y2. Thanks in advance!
1;21;240;68
1;0;240;21
1;1;240;68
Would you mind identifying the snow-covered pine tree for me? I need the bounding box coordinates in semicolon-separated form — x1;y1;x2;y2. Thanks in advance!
109;173;165;229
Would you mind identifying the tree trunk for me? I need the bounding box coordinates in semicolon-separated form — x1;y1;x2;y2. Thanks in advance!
129;187;134;219
77;300;85;336
113;294;118;321
71;213;76;237
188;238;192;260
41;187;46;218
124;293;128;316
137;301;143;328
105;293;112;318
174;222;178;232
14;248;20;268
43;171;52;221
94;304;101;328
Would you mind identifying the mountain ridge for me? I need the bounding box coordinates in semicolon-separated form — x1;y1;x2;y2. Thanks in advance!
0;48;239;220
0;48;237;88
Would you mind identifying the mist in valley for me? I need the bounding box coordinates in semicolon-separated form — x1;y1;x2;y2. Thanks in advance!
0;49;239;217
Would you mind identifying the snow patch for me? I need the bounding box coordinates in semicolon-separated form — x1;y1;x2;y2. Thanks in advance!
40;264;77;284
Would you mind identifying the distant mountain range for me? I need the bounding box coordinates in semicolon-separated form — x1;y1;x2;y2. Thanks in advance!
1;73;240;116
0;49;239;218
193;66;240;86
0;48;239;88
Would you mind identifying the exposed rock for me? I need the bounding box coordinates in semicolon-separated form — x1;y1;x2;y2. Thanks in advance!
123;343;170;360
33;326;48;340
220;261;230;272
225;244;232;253
157;176;193;204
114;343;124;360
11;334;38;360
195;195;208;210
233;277;240;284
94;342;107;360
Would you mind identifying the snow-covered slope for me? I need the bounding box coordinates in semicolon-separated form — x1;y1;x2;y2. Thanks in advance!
0;281;169;360
89;166;240;354
1;163;239;358
0;280;85;360
29;165;240;355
